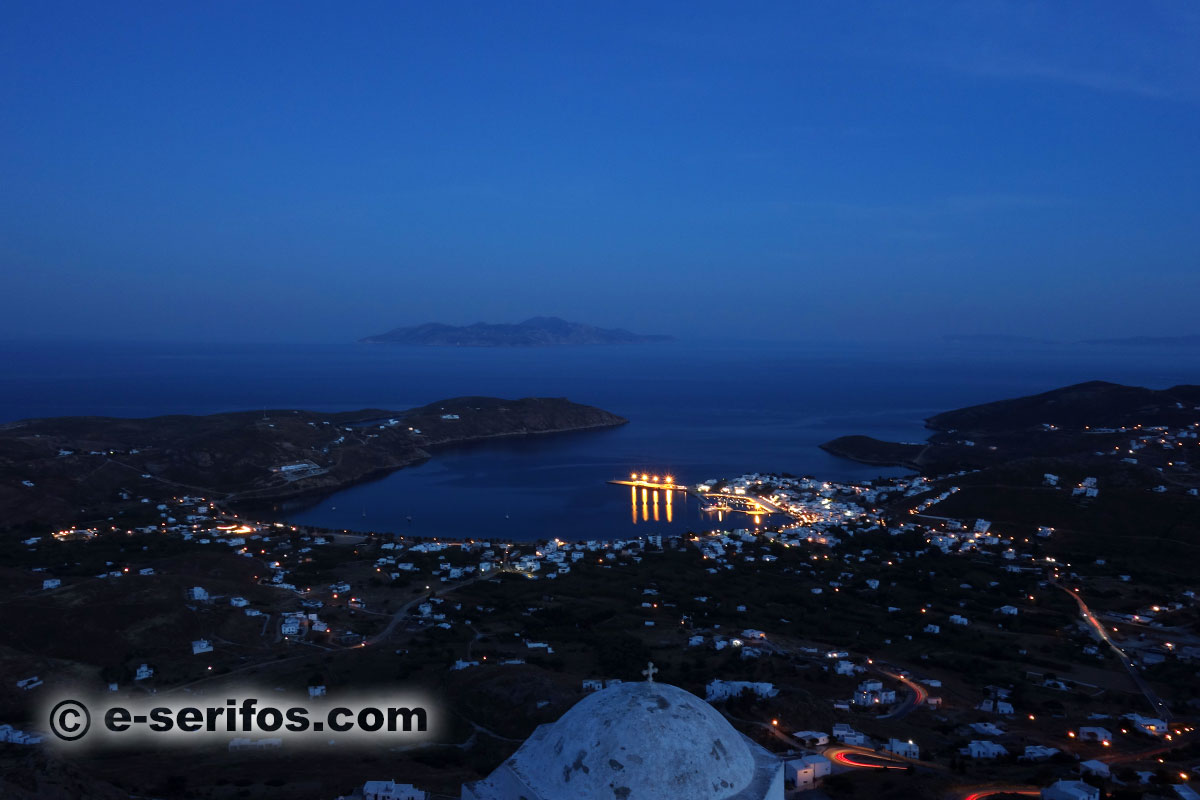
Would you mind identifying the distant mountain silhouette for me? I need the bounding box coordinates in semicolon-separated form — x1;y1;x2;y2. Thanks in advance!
360;316;673;346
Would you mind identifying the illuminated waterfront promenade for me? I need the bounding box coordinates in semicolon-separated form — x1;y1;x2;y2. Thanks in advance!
609;473;782;524
609;473;688;491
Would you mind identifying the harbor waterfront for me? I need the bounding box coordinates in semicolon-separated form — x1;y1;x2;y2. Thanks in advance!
5;338;1198;541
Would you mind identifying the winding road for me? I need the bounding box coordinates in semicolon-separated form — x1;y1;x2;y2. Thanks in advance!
1052;580;1171;720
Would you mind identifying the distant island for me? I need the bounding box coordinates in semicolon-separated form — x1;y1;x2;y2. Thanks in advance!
0;397;627;529
360;316;673;346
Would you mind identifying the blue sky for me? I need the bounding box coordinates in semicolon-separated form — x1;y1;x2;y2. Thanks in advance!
2;1;1197;342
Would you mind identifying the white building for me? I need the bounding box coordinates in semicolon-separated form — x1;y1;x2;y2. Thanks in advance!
461;681;784;799
1124;713;1169;736
0;724;43;745
884;738;919;759
832;723;868;746
42;578;61;590
962;740;1007;759
791;730;829;746
192;639;213;655
1077;726;1111;742
785;754;831;789
362;780;427;800
1042;780;1100;800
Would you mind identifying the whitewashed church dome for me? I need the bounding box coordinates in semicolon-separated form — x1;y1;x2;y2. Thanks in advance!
472;681;764;800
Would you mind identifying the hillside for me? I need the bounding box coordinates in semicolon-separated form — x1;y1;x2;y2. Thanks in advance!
0;397;627;529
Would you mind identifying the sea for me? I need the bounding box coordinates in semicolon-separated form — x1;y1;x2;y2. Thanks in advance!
2;339;1196;541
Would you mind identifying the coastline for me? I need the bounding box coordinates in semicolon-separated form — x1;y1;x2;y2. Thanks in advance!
228;418;628;506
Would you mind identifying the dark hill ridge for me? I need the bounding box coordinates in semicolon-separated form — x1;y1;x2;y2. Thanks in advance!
822;381;1200;474
925;381;1200;433
360;316;672;346
0;397;627;529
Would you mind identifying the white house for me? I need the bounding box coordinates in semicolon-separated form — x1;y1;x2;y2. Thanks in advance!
230;596;249;608
1077;726;1111;742
42;578;61;590
1042;780;1100;800
977;698;1014;715
1079;759;1110;778
924;623;941;634
1021;745;1060;761
308;685;326;698
996;605;1019;616
791;730;829;746
949;614;969;626
135;664;153;681
832;723;868;746
362;779;427;800
885;738;919;759
853;679;896;707
786;754;831;789
1124;713;1169;736
191;639;213;655
962;740;1007;759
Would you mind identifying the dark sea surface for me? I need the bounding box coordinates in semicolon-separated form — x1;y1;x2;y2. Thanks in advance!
2;339;1196;541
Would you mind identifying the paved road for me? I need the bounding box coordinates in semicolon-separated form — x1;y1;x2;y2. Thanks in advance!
1052;580;1172;720
365;572;489;646
958;786;1040;800
878;669;928;720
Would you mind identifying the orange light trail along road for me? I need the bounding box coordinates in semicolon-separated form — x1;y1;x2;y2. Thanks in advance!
962;790;1040;800
830;750;907;770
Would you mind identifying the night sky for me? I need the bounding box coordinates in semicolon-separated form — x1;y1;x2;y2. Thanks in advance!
3;2;1197;342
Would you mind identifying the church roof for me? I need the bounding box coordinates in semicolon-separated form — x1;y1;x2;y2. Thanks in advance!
463;681;782;800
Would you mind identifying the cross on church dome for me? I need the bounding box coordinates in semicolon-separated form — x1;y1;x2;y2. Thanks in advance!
642;661;657;682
